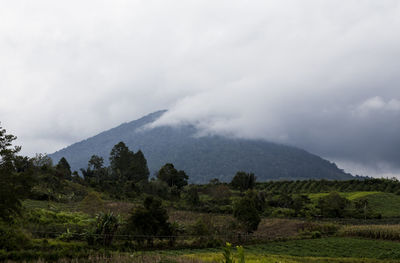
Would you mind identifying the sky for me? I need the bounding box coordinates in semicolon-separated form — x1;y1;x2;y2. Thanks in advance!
1;0;400;178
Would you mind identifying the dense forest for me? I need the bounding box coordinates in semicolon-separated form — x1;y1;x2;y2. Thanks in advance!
2;123;400;262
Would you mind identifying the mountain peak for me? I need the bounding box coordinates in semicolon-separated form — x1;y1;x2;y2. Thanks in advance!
49;111;353;183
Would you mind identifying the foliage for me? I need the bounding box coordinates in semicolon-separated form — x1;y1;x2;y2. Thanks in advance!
317;192;350;218
233;191;261;233
259;178;400;195
157;163;189;189
109;142;149;184
126;196;171;245
184;186;200;207
222;242;235;263
231;171;256;192
80;143;150;198
80;155;109;188
87;212;120;247
0;222;31;251
145;179;170;199
0;124;34;221
55;157;72;180
25;208;92;239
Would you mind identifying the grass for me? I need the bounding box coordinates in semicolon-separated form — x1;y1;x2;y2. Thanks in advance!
339;225;400;240
23;200;79;212
182;237;400;262
364;192;400;218
308;191;400;218
307;192;379;202
247;237;400;259
186;253;400;263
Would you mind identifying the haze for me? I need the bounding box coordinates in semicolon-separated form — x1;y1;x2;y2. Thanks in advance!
1;0;400;177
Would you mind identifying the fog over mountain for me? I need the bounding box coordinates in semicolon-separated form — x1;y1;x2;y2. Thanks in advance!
1;1;400;177
49;110;353;183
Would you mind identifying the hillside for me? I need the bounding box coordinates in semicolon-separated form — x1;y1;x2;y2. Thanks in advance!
308;192;400;218
49;110;353;183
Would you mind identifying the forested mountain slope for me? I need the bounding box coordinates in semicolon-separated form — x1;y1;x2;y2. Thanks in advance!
49;110;353;183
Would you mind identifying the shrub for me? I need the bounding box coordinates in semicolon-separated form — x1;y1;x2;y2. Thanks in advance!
233;192;261;233
317;192;350;218
125;196;171;246
0;223;31;251
86;212;120;247
231;171;256;192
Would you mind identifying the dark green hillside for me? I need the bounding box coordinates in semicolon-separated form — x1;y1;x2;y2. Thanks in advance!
49;110;352;183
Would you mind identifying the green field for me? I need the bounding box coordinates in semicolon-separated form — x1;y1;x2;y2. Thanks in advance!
181;237;400;263
308;191;380;201
308;191;400;218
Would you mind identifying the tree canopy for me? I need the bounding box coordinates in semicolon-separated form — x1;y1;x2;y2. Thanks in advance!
231;171;256;192
0;124;34;221
157;163;188;189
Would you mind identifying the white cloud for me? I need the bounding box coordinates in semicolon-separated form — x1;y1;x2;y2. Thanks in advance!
355;96;400;116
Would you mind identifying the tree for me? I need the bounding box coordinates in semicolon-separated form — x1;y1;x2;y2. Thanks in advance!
231;171;256;192
353;198;375;219
0;124;34;221
88;155;104;171
185;186;200;206
130;150;150;183
31;153;53;171
56;157;72;180
233;191;261;233
126;196;171;246
157;163;188;189
292;194;311;217
81;155;110;188
109;142;134;180
109;142;149;184
317;192;350;218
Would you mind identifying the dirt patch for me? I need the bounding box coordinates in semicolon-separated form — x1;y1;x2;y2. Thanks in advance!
253;218;306;239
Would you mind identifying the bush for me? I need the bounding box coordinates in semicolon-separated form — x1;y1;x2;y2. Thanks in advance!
25;208;92;238
0;223;31;251
86;212;120;247
317;192;350;218
125;196;171;246
233;192;261;233
270;208;296;218
311;231;322;239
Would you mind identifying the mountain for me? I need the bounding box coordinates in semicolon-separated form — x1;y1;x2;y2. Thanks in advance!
49;110;353;183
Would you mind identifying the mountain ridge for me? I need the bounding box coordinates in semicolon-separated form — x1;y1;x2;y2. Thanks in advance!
49;110;353;183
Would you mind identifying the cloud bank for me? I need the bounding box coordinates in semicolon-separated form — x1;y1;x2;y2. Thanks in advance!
1;0;400;177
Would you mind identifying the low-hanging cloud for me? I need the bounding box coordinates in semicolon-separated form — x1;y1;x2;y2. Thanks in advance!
1;0;400;177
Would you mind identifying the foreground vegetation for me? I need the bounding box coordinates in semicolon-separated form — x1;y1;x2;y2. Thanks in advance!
2;123;400;262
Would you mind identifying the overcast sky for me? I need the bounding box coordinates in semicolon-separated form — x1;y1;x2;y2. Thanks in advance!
1;0;400;178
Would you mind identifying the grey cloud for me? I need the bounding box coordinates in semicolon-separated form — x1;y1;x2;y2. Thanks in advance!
1;0;400;177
